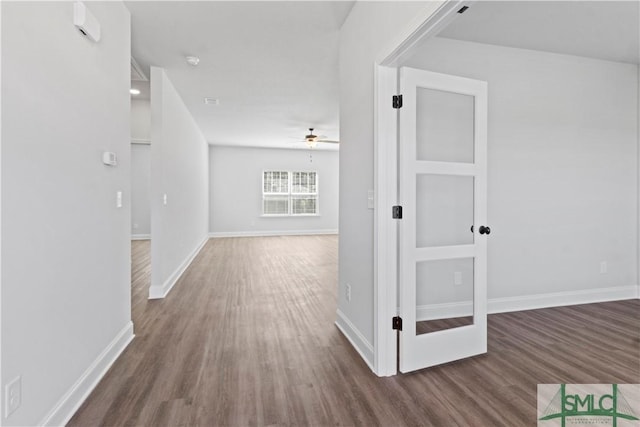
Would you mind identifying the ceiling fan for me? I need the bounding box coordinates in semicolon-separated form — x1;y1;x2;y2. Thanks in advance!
301;128;339;148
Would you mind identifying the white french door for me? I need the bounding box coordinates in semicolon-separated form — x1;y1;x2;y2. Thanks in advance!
398;67;489;373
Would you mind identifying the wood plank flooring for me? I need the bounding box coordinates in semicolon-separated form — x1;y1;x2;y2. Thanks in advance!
69;236;640;426
416;316;474;334
130;240;151;318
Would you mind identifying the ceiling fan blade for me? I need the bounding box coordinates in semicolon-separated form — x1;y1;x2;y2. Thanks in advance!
317;139;340;144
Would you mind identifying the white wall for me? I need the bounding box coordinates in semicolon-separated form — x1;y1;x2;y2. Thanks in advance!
405;38;638;305
131;100;151;238
131;144;151;237
131;99;151;141
1;2;132;425
337;1;434;365
209;146;338;236
150;67;209;299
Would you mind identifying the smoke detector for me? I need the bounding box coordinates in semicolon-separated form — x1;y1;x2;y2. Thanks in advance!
186;56;200;66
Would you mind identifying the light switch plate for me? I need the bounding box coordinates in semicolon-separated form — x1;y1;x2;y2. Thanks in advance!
367;190;374;210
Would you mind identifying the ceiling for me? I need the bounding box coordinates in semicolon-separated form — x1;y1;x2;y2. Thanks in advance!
438;1;639;65
126;1;354;150
127;1;638;151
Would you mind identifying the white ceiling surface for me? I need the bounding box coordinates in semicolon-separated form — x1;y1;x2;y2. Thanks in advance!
438;1;640;65
126;1;353;150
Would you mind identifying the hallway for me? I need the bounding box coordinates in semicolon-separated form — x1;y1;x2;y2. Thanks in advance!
69;235;639;426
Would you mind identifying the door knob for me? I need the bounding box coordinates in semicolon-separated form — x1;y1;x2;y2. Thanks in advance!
479;225;491;235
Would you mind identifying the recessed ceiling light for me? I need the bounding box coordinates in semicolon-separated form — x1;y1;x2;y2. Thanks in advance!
130;88;141;95
204;97;219;105
186;56;200;66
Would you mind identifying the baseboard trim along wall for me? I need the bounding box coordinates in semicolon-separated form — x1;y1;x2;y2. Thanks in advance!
414;285;640;321
148;237;208;299
209;229;338;238
39;321;135;426
131;234;151;241
487;284;640;314
335;309;375;371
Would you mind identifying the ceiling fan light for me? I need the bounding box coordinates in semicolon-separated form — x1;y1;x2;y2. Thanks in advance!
305;128;318;141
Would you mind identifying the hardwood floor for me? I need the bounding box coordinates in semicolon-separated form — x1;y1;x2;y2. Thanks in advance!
130;240;151;318
416;316;474;334
69;235;640;426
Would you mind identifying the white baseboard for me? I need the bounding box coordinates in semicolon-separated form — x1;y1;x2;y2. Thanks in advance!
131;234;150;241
40;321;134;426
209;229;338;238
414;285;640;321
488;284;639;314
148;236;208;299
335;309;374;372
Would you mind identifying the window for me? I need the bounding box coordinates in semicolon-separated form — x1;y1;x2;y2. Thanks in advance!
263;171;318;216
291;171;317;215
263;171;290;215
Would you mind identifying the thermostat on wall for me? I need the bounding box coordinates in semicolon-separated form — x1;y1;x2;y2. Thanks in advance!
102;152;117;166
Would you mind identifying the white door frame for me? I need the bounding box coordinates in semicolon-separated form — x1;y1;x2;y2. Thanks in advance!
373;0;474;376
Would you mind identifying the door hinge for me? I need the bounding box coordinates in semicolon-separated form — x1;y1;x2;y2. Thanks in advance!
392;205;403;219
392;316;403;331
392;94;403;109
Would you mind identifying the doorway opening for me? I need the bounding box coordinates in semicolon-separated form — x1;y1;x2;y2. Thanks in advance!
375;0;640;376
130;57;151;321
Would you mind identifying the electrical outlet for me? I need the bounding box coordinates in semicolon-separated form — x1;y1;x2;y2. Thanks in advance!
600;261;608;274
346;283;351;302
5;376;21;417
454;271;462;286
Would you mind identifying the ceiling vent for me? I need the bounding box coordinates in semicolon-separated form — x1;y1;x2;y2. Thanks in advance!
204;97;220;105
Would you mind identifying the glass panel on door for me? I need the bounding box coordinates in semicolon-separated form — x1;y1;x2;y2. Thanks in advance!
415;258;474;335
416;174;474;248
416;87;475;163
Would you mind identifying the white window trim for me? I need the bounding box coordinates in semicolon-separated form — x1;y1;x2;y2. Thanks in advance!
262;170;320;216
